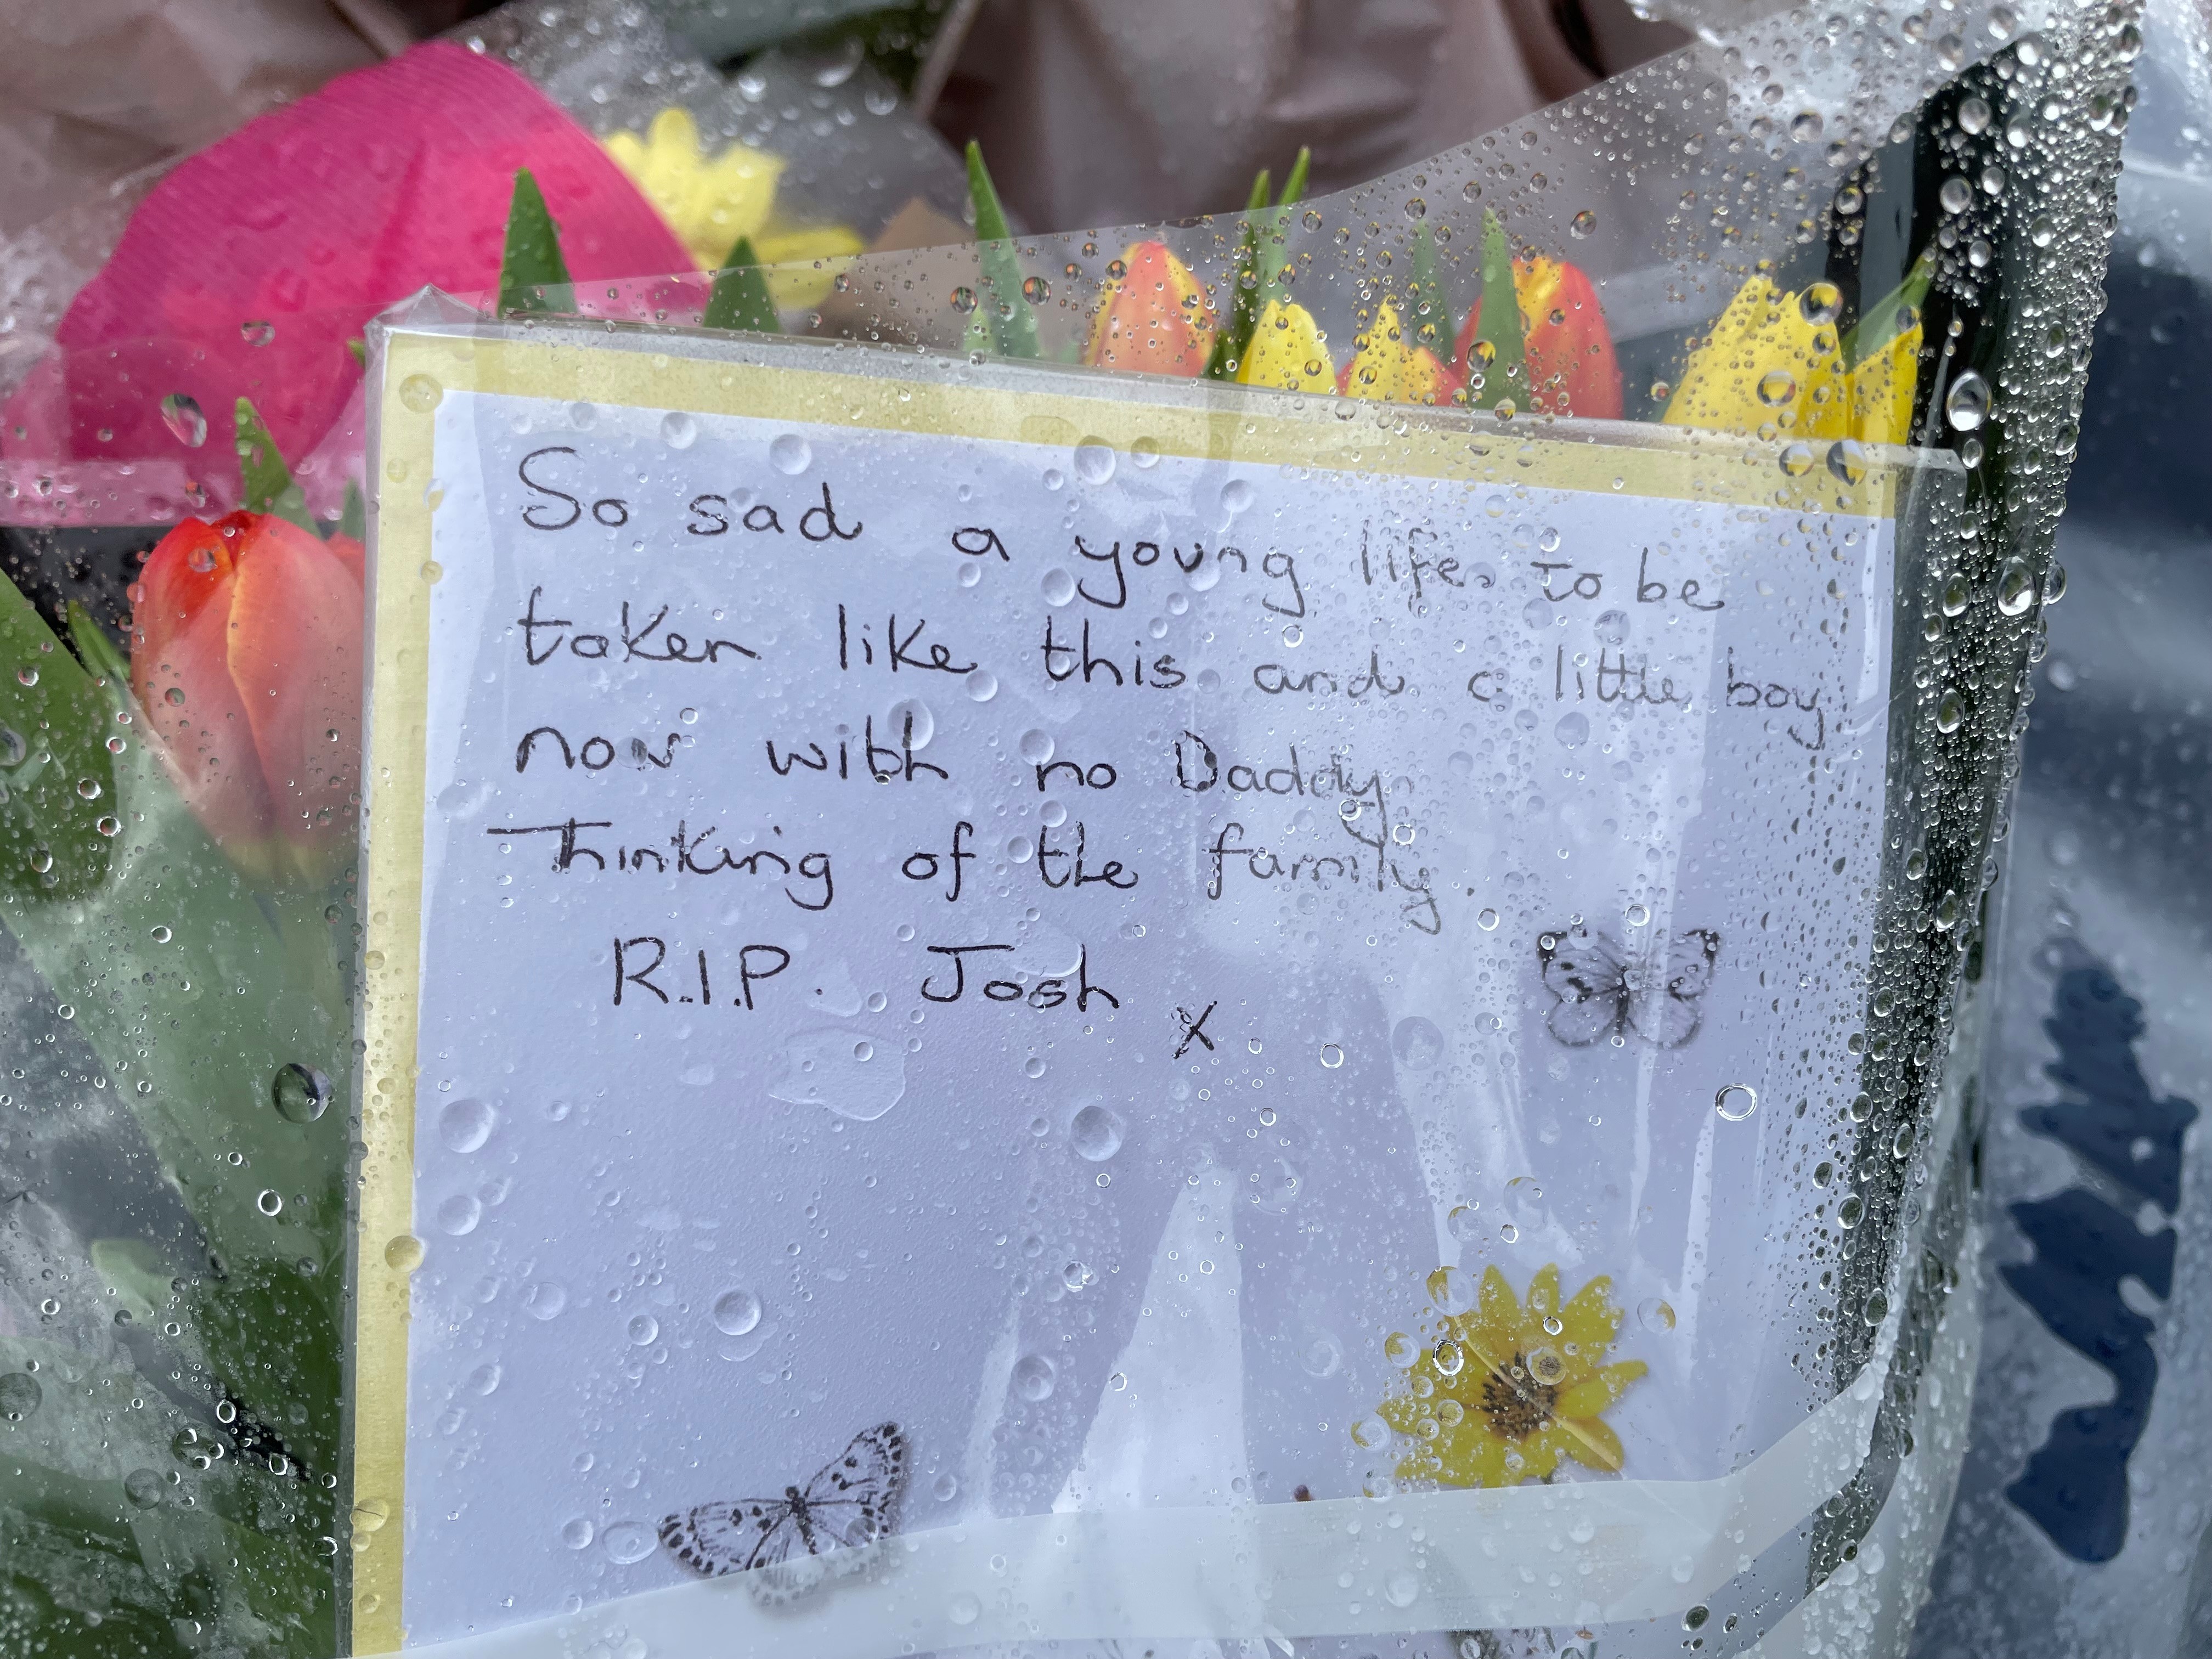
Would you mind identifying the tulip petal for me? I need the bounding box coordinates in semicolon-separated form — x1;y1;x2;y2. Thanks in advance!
1086;242;1216;377
133;529;281;860
1238;300;1335;393
224;516;365;881
1851;325;1923;446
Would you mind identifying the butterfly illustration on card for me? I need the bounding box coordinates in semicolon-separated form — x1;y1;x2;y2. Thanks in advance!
1537;925;1721;1049
659;1421;909;1604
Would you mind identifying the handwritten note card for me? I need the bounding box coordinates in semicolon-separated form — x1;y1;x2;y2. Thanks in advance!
358;322;1921;1649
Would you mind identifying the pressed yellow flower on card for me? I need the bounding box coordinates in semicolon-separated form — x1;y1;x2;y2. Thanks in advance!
1370;1264;1647;1488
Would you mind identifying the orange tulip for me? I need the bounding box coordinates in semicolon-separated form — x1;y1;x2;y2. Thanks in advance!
1455;255;1621;419
1085;241;1217;376
129;512;364;884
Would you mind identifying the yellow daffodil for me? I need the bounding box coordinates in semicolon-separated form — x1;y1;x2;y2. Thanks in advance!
1370;1264;1647;1488
1662;273;1923;446
1237;299;1334;393
605;107;784;270
602;108;866;308
1339;298;1459;406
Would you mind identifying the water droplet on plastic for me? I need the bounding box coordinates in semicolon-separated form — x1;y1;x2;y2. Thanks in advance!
1938;176;1974;216
273;1063;331;1124
1798;283;1843;326
437;1096;492;1152
1936;690;1965;733
257;1189;284;1217
1944;371;1990;432
1715;1084;1759;1121
1638;1296;1676;1333
562;1519;595;1549
1757;369;1797;406
160;394;208;448
1019;729;1055;765
524;1279;567;1319
711;1288;762;1336
241;320;275;346
1070;1103;1124;1160
399;374;443;415
1957;95;1992;136
1779;442;1815;477
1476;907;1499;930
1827;439;1868;484
627;1313;659;1346
1570;209;1596;238
1390;1015;1444;1071
0;1373;40;1420
887;697;934;750
1790;111;1823;143
437;1193;481;1235
1072;439;1115;486
948;1591;982;1626
660;411;697;449
1997;559;2035;616
603;1522;656;1564
1011;1353;1056;1401
1554;711;1588;749
770;434;812;474
950;286;978;314
1426;1265;1475;1314
1319;1043;1344;1069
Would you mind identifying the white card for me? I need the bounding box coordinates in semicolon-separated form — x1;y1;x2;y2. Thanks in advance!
356;322;1933;1651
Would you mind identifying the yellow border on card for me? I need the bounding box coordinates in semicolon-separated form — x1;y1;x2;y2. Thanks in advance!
350;321;1921;1650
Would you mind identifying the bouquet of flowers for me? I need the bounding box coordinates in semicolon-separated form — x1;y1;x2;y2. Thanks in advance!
0;0;2132;1647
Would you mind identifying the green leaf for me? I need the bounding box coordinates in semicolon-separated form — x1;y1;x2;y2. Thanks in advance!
338;481;366;543
1468;208;1529;412
964;143;1041;360
0;634;350;1507
1407;221;1452;356
1204;166;1278;381
0;571;115;901
1277;146;1312;208
65;603;127;689
232;400;311;531
1843;247;1937;368
499;169;571;318
88;1238;173;1327
704;235;780;335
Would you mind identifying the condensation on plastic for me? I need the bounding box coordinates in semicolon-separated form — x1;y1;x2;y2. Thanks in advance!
0;0;2137;1652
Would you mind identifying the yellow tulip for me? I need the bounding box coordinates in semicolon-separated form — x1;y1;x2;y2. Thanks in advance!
1339;299;1458;406
1237;300;1334;393
748;224;867;309
604;107;786;271
1848;320;1925;445
1663;273;1922;446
